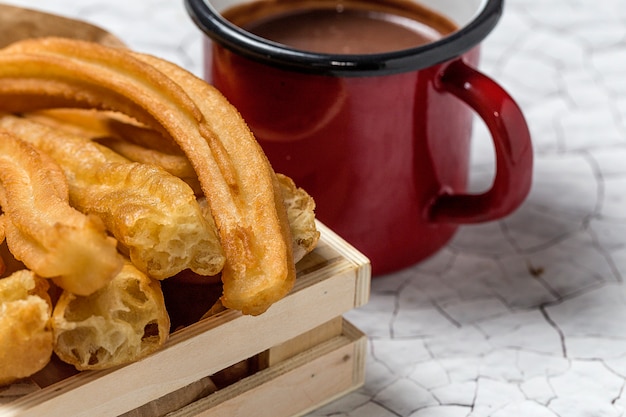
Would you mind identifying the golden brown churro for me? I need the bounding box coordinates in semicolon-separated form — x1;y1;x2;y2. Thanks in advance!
0;36;320;379
0;37;295;315
0;131;123;295
52;261;170;371
0;114;225;280
0;270;53;385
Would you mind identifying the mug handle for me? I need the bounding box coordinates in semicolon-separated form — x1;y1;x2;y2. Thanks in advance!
429;58;533;224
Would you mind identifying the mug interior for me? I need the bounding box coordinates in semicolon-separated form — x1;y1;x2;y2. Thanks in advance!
185;0;501;75
210;0;487;27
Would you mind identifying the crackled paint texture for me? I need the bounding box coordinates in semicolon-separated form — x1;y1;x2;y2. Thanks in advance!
3;0;626;416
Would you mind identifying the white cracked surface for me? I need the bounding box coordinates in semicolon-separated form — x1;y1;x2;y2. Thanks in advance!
2;0;626;415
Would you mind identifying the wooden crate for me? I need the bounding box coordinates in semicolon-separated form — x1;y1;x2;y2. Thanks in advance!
0;222;370;417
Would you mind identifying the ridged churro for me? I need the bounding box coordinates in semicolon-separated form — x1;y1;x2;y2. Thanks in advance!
0;37;296;315
0;131;123;295
0;114;225;280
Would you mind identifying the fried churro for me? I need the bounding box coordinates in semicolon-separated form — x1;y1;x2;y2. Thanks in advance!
52;261;170;371
0;131;122;295
0;114;225;280
0;270;53;385
0;37;295;315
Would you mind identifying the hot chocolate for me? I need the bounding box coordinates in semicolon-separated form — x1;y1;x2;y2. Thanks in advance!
223;0;458;54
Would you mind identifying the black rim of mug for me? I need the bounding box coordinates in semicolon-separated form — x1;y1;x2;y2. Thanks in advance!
184;0;503;76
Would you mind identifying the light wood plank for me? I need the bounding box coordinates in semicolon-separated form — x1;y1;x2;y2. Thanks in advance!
168;319;366;417
259;316;344;368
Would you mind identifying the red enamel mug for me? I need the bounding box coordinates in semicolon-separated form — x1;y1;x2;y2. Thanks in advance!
186;0;533;276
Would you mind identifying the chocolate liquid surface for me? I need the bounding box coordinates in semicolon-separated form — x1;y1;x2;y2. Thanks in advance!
223;0;458;54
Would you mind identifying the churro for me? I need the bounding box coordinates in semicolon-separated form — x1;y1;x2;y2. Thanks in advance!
0;270;53;385
0;114;225;280
0;131;122;295
0;37;295;315
52;261;170;370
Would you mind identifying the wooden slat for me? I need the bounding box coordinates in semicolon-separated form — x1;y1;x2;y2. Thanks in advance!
259;316;344;368
313;222;370;309
168;319;366;417
118;376;217;417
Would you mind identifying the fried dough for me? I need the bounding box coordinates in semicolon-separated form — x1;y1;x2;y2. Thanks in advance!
0;37;295;315
0;114;225;280
0;270;53;385
26;109;319;264
52;261;170;370
0;131;122;295
197;174;319;265
276;174;320;263
0;215;5;275
132;53;296;314
30;109;319;264
24;108;202;193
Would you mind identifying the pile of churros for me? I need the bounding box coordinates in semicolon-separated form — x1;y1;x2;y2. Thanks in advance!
0;37;319;384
